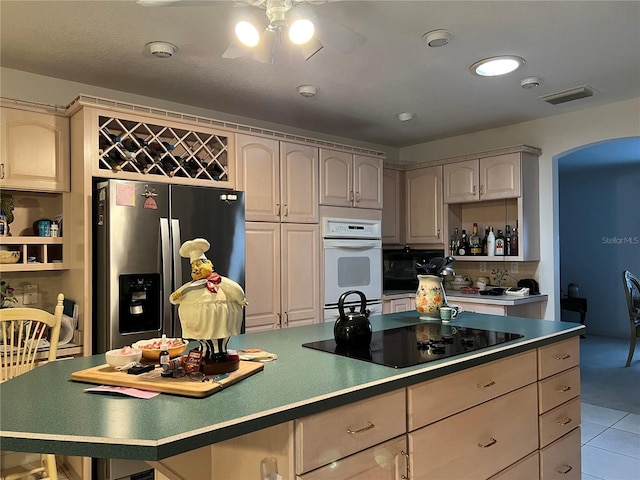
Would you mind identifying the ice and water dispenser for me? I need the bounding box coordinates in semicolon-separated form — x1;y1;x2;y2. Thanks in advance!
118;274;161;334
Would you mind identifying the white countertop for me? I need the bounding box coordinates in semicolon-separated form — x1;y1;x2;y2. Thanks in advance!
383;290;548;306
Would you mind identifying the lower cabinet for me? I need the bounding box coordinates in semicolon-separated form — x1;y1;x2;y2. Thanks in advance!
153;337;582;480
383;296;413;313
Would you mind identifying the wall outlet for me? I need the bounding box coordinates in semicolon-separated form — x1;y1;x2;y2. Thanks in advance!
23;284;38;305
479;262;487;273
510;262;519;274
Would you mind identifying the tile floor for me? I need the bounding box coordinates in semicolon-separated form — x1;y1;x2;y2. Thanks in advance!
581;403;640;480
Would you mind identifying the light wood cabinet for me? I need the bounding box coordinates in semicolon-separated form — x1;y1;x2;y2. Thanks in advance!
445;149;540;261
405;164;443;246
539;427;581;480
236;135;318;223
382;168;403;245
320;149;383;209
0;104;70;192
443;153;521;203
447;298;546;319
382;296;413;313
245;222;320;332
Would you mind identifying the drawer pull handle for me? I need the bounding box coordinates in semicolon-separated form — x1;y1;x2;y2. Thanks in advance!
346;422;375;435
556;385;572;393
556;464;573;474
558;417;572;426
477;438;497;448
477;380;496;389
556;354;571;360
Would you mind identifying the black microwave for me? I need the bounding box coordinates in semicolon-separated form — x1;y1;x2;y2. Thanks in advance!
383;247;445;291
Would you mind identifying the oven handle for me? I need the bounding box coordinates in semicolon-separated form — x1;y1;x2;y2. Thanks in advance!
323;239;382;248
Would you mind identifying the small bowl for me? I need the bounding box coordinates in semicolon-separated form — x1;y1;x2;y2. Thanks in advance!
132;338;188;361
0;251;20;264
459;286;480;294
105;347;142;368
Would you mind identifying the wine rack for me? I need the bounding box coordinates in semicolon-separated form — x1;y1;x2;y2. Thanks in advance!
97;115;229;182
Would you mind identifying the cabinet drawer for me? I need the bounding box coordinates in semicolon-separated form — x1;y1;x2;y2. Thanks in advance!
490;451;540;480
408;350;537;430
295;389;406;474
538;337;579;379
538;366;580;414
539;427;581;480
298;435;407;480
409;384;538;480
539;397;581;448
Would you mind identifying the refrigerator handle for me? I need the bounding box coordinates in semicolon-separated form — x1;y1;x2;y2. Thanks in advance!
171;219;183;289
160;218;172;328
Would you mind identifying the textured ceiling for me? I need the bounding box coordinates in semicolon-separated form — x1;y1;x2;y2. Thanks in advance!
1;1;639;148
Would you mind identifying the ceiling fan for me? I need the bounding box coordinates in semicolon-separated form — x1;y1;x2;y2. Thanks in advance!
137;0;367;64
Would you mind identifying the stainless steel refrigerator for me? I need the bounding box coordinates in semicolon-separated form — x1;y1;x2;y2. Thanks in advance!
93;178;245;354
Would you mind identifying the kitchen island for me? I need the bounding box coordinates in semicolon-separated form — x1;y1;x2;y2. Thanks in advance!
1;311;583;479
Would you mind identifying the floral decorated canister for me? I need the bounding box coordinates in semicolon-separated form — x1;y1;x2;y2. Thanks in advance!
415;274;446;319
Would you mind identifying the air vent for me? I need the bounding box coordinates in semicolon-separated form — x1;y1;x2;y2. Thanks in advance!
541;85;595;105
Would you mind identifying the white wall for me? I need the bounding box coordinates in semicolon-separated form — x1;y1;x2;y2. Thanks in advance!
559;162;640;337
0;67;400;162
399;97;640;321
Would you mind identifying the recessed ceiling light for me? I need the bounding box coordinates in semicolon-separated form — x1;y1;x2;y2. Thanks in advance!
397;112;415;122
422;30;453;48
297;85;318;97
470;55;525;77
146;41;177;58
520;76;543;89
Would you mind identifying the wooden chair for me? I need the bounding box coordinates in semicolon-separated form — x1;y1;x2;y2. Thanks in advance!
0;293;64;480
622;271;640;368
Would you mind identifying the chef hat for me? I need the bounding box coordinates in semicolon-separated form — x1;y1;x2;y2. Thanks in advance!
179;238;211;263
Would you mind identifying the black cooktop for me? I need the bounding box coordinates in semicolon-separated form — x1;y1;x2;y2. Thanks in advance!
302;323;523;368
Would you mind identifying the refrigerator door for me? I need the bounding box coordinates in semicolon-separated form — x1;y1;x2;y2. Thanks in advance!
169;185;245;336
94;179;170;352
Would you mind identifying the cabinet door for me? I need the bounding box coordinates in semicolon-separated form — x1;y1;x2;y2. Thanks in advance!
281;143;318;223
539;427;581;480
405;165;443;245
443;159;478;203
353;155;383;209
236;134;280;222
1;106;70;192
319;149;352;207
245;222;281;332
281;223;320;328
479;153;521;200
382;168;403;244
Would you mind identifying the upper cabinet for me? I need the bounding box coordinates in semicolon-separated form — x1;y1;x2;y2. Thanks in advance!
443;152;521;203
319;149;383;209
382;167;404;245
236;134;318;223
1;104;70;192
405;165;443;246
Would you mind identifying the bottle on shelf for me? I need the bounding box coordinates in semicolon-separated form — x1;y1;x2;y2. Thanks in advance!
50;221;59;237
121;136;148;152
510;222;519;256
487;227;496;256
505;225;512;256
205;161;225;181
469;223;482;256
482;226;489;255
449;228;460;256
458;229;469;256
495;229;505;256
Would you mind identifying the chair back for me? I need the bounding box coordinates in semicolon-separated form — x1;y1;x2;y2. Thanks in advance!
0;293;64;382
622;271;640;318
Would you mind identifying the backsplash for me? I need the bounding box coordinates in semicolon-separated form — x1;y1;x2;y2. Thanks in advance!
449;261;539;289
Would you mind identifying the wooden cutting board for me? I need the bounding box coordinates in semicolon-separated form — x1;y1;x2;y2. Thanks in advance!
71;361;264;398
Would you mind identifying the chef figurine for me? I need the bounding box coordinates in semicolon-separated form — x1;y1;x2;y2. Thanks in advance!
170;238;247;368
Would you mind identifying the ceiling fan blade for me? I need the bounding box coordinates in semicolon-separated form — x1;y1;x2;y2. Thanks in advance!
253;28;278;64
313;12;366;54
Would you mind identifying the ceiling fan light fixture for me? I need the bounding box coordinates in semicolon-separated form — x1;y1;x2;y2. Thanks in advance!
470;55;525;77
289;18;315;45
235;20;261;47
422;30;453;48
297;85;318;98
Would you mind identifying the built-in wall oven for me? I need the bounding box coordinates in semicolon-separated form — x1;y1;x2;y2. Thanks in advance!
323;218;383;322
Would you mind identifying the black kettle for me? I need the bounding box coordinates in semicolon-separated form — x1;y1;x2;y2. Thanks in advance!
334;290;372;348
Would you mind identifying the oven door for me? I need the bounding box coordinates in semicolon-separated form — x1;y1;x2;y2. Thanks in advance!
323;238;382;308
